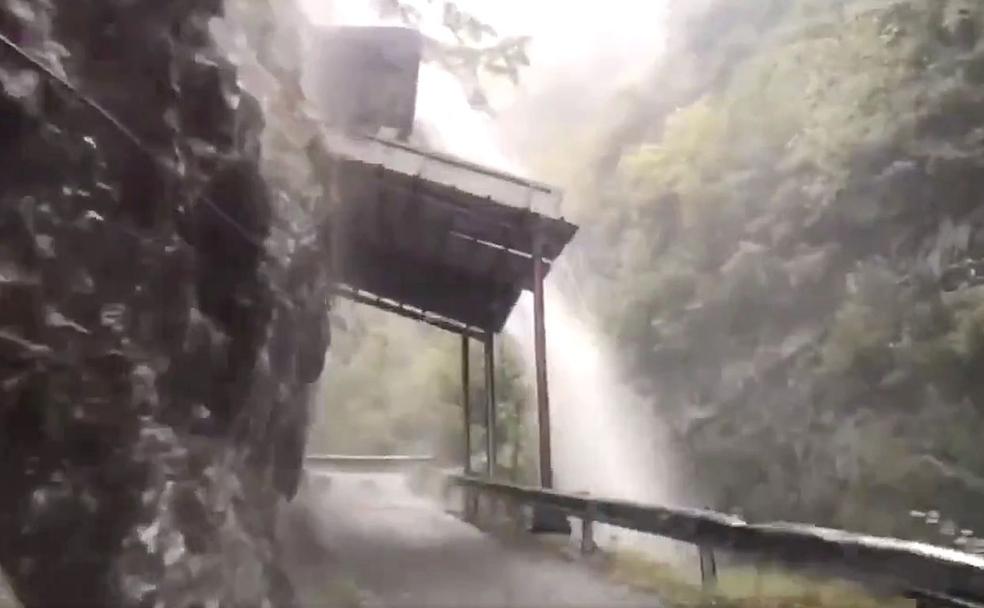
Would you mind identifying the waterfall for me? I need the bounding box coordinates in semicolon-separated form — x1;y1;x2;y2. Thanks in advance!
504;263;689;556
504;284;682;507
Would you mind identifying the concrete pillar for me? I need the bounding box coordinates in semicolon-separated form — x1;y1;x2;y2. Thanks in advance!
461;333;472;476
484;332;497;477
533;237;553;488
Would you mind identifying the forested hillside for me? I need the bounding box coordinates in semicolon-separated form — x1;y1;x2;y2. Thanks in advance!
309;301;535;479
528;0;984;540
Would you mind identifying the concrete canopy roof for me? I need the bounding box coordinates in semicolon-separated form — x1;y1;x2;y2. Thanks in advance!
324;133;577;335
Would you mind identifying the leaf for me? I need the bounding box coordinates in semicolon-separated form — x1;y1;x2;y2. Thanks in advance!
513;45;530;67
483;61;519;84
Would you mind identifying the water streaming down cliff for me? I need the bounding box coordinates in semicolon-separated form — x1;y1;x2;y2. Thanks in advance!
505;278;683;507
505;271;690;556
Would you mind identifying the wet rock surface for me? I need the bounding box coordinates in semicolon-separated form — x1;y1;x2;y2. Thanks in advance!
0;1;331;606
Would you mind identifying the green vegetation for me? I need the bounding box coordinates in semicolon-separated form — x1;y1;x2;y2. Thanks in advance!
308;302;463;457
609;552;912;608
295;576;363;608
308;301;537;481
522;0;984;540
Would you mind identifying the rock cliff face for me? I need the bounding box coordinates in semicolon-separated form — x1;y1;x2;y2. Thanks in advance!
0;1;331;606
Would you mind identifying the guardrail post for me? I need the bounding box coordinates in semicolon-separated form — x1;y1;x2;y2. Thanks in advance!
581;507;597;555
464;486;478;523
699;545;718;589
509;498;525;533
573;491;597;555
496;495;508;526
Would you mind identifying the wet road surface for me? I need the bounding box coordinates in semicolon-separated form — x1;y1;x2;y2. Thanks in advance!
284;470;663;608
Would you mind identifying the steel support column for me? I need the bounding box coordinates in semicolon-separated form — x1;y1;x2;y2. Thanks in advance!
484;332;497;477
461;333;472;475
533;238;554;489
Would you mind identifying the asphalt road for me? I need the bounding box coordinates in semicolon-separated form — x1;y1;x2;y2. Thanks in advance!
283;469;663;608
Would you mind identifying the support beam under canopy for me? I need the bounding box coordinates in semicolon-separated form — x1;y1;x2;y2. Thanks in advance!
321;131;577;336
484;333;497;478
461;334;472;476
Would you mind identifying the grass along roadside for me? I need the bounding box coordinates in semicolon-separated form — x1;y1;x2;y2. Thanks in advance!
294;574;365;608
608;550;915;608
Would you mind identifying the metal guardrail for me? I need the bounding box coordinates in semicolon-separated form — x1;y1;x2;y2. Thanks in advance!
449;475;984;608
305;454;435;472
306;454;435;464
